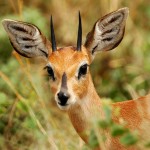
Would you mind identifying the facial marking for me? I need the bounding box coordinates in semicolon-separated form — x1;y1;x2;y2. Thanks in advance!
47;46;91;110
61;72;68;92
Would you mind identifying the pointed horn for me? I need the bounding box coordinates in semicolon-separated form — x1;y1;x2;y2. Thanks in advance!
77;11;82;51
50;16;57;51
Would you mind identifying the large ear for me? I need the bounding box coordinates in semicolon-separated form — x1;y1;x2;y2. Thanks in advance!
84;7;129;59
2;19;51;59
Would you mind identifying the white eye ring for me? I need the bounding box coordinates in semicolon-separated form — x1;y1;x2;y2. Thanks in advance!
75;60;89;78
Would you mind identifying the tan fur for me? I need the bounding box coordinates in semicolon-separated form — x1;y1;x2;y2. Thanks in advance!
48;46;91;99
48;46;150;150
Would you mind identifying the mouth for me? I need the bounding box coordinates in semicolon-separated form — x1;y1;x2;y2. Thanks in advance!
58;101;69;106
57;102;70;110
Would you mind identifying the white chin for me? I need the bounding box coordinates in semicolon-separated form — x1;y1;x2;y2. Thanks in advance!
57;104;70;110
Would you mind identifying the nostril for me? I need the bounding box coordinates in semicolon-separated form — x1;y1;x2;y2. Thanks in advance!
57;91;70;106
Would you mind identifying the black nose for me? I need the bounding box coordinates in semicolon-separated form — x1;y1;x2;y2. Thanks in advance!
57;91;70;106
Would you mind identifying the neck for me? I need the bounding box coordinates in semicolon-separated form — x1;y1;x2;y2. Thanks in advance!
68;74;102;142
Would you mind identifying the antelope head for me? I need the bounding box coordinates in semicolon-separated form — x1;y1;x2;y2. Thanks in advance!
2;8;129;111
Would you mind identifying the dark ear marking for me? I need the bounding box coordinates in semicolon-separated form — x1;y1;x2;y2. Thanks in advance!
20;37;35;41
38;48;48;58
107;13;123;24
10;40;32;58
11;25;28;33
110;27;125;50
92;44;98;54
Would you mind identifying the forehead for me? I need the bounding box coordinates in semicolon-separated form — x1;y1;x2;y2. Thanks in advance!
48;46;90;69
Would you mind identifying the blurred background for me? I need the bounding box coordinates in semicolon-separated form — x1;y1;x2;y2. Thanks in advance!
0;0;150;149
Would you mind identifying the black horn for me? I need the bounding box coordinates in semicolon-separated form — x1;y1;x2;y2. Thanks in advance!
77;11;82;51
50;16;57;51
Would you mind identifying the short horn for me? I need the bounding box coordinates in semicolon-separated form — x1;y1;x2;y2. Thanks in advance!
50;16;57;52
77;11;82;51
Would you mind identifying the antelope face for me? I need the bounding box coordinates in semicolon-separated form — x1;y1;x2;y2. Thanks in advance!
45;46;90;110
2;8;129;110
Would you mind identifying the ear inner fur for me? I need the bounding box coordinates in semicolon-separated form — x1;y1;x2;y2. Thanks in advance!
84;7;129;57
2;19;50;59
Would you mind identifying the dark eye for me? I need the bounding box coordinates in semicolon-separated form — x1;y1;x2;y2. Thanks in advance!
78;64;88;79
44;66;55;81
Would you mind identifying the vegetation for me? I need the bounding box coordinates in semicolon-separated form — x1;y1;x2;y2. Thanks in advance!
0;0;150;149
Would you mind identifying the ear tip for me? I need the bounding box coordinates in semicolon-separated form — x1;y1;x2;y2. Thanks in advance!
1;19;8;26
1;19;9;30
2;19;12;23
119;7;129;14
1;19;15;27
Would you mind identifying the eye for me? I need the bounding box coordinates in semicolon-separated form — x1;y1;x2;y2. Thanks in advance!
44;66;55;81
78;64;88;79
